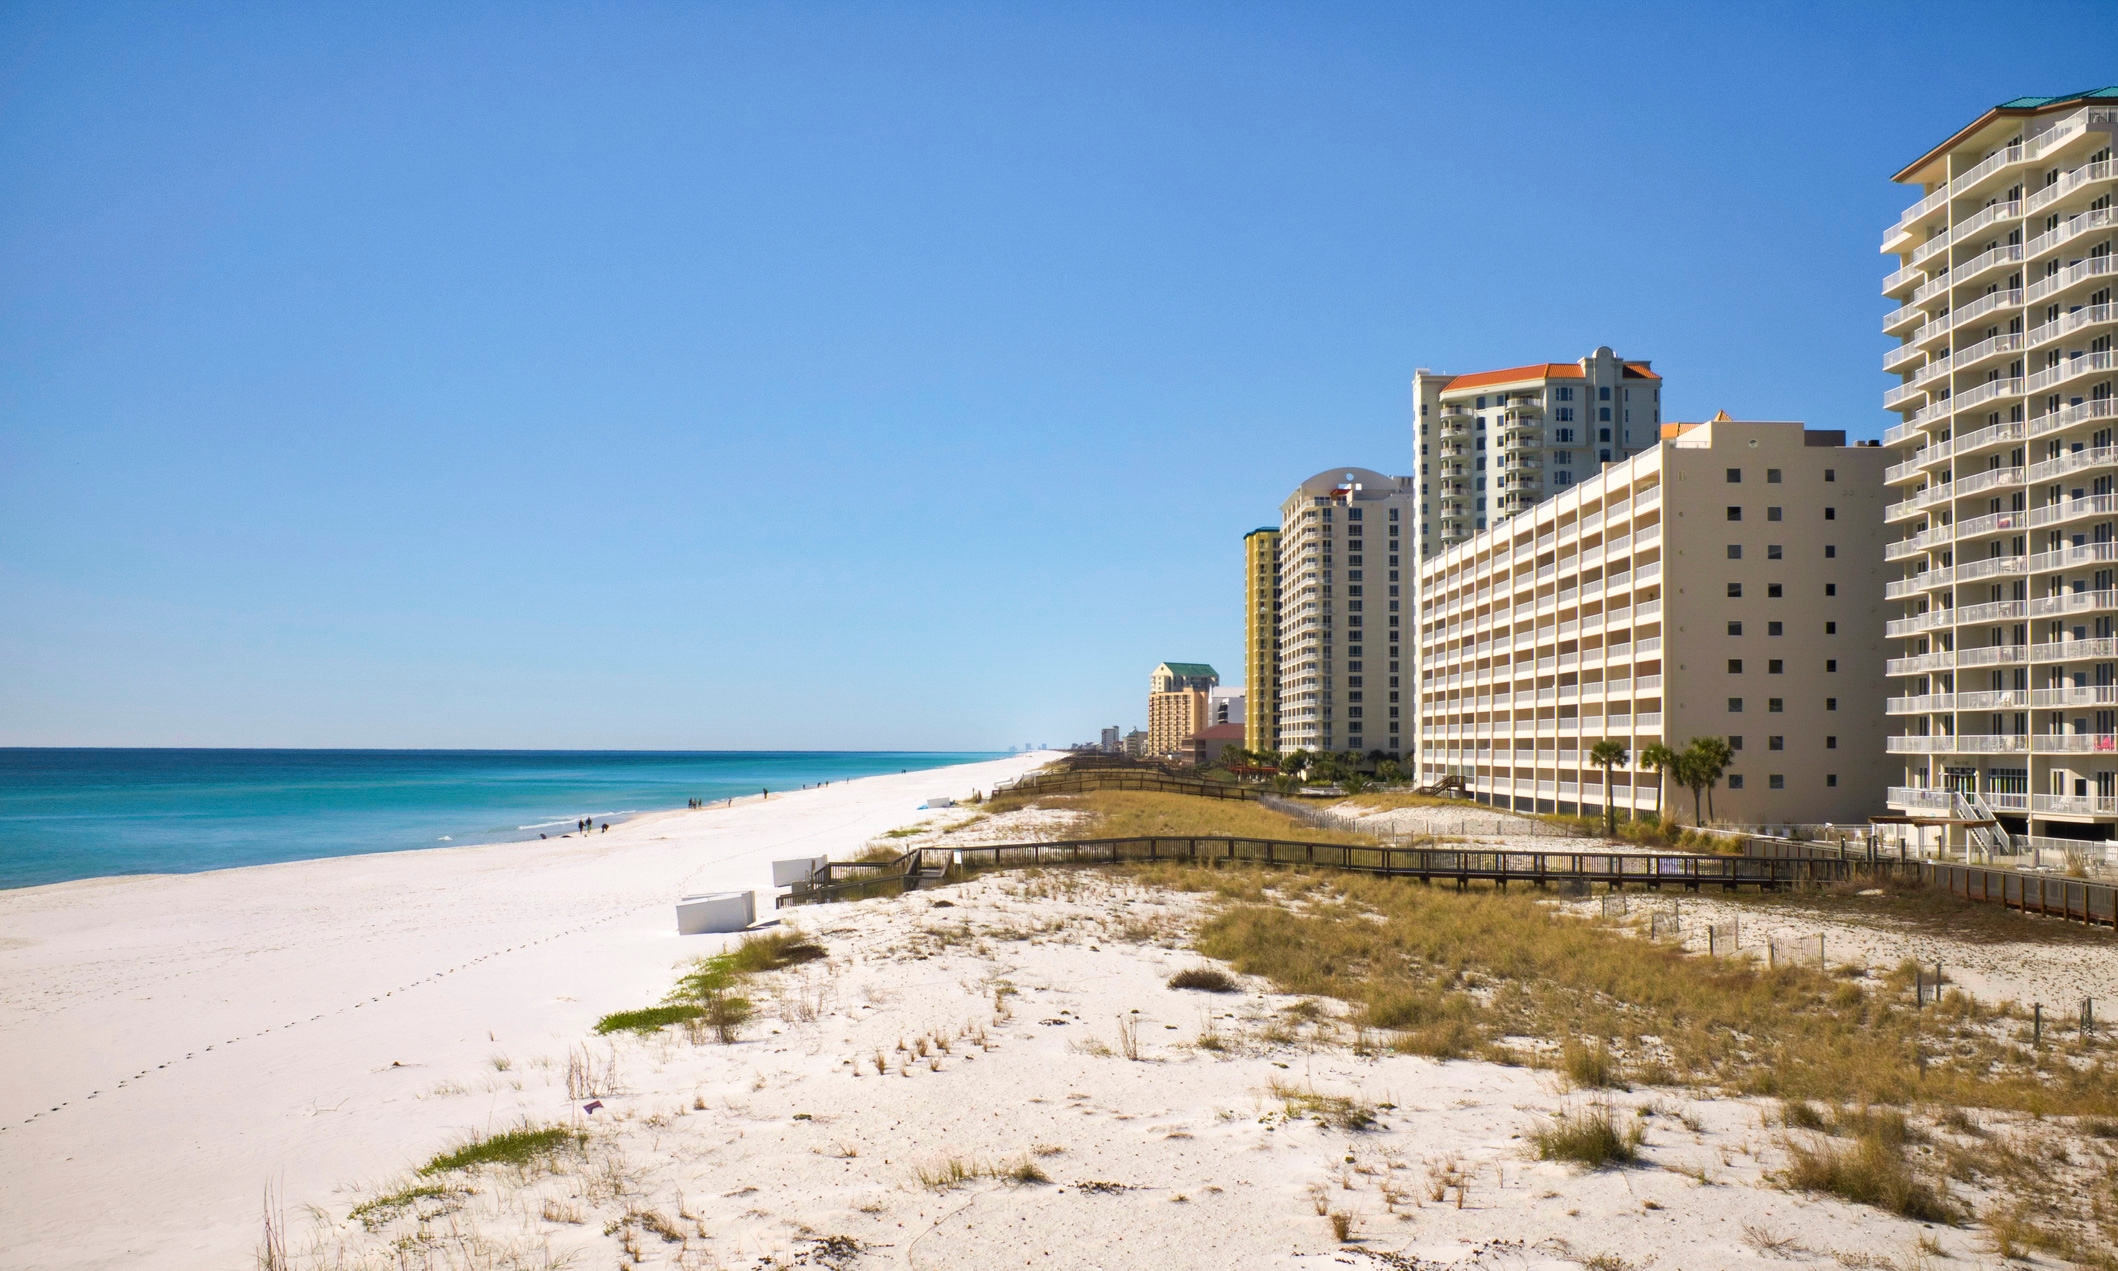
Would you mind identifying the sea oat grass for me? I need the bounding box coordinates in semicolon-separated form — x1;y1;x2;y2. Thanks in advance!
418;1124;585;1176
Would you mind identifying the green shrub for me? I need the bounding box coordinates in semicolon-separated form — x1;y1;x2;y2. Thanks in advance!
419;1125;585;1176
593;1004;704;1035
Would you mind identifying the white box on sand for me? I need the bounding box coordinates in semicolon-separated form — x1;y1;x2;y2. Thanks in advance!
921;797;954;809
676;891;755;935
771;855;829;887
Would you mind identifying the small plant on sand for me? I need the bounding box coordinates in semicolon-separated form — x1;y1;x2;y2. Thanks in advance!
1168;966;1239;993
1533;1103;1643;1169
1561;1039;1626;1091
999;1156;1051;1185
1270;1079;1378;1131
1328;1210;1355;1242
347;1183;467;1232
419;1123;586;1176
915;1157;977;1190
594;1004;705;1035
1778;1130;1955;1223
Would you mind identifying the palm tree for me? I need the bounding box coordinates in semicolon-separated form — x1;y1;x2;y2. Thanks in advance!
1588;739;1629;836
1376;759;1402;785
1637;743;1677;822
1672;749;1706;826
1682;736;1735;825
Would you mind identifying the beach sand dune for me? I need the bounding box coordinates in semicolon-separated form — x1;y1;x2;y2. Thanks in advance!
0;753;1048;1270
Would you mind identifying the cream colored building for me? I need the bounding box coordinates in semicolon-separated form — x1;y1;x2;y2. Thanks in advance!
1878;88;2118;844
1147;689;1209;759
1243;527;1281;754
1275;469;1417;758
1414;418;1888;824
1412;348;1664;558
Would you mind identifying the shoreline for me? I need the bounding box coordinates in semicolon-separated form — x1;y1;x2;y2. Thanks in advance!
0;752;1052;1270
0;749;1009;894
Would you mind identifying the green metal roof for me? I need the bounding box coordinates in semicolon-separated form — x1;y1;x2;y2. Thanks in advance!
1244;526;1279;538
1158;662;1218;677
1995;86;2118;109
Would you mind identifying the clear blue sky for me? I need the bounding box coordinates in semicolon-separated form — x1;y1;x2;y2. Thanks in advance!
2;3;2111;750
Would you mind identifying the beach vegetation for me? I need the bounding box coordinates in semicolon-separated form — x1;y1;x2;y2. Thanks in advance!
346;1183;468;1231
1779;1128;1954;1223
1167;965;1238;992
1532;1102;1644;1168
418;1124;585;1176
593;1004;704;1035
993;789;1373;845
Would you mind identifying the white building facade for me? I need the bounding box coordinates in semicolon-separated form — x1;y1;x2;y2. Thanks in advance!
1275;469;1418;758
1878;88;2118;844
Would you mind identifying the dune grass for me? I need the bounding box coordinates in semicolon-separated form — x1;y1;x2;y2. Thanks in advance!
1167;965;1239;993
1532;1103;1643;1168
593;1004;705;1035
418;1124;585;1176
1002;790;1374;845
594;929;827;1043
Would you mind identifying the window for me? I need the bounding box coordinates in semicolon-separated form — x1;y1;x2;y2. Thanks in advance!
1599;428;1612;442
1729;735;1744;750
1767;506;1783;521
1727;621;1743;636
1768;621;1783;636
1727;544;1743;559
1768;583;1784;598
1558;386;1574;401
1826;659;1838;672
1727;468;1743;483
1727;697;1744;712
1827;773;1838;787
1824;621;1837;635
1825;468;1836;482
1728;774;1745;789
1728;659;1744;673
1824;545;1836;559
1768;735;1784;750
1825;507;1836;520
1825;583;1837;596
1727;582;1743;597
1768;774;1785;790
1768;544;1783;560
1768;659;1784;673
1557;407;1574;422
1768;698;1784;712
1826;736;1837;749
1727;506;1743;521
1767;469;1782;483
1600;407;1611;421
1827;697;1838;710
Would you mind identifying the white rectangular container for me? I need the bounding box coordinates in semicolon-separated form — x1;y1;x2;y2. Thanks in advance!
771;855;830;887
676;890;755;935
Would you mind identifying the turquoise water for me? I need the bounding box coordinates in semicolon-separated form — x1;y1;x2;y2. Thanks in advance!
0;749;1000;891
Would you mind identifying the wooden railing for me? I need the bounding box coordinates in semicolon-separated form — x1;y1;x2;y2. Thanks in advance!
987;769;1258;801
773;833;2118;930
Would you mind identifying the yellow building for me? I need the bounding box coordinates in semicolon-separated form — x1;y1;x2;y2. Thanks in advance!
1148;689;1210;759
1244;527;1280;755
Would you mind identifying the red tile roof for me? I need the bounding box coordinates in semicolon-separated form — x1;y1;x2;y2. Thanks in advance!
1441;363;1584;390
1622;362;1661;380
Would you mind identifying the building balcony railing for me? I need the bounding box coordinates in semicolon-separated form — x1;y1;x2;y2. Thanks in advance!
1882;341;1927;373
1886;186;1951;246
2032;636;2118;662
2031;685;2118;708
1958;643;2031;667
2029;396;2118;439
1887;734;2028;754
1950;288;2024;332
2028;589;2118;619
1887;650;1957;676
2028;302;2113;351
2027;253;2116;305
1882;300;1930;336
2027;441;2118;483
2025;158;2114;216
2035;793;2118;816
2027;492;2118;529
1887;691;2031;714
1954;241;2025;290
1950;333;2029;379
2025;205;2118;263
1952;376;2027;413
2026;349;2117;396
2036;733;2118;753
1884;380;1931;411
1887;787;1952;811
2029;541;2118;573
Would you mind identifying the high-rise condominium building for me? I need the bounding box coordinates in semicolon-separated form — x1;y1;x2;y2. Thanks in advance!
1415;418;1887;823
1412;348;1664;558
1275;469;1417;758
1243;527;1281;754
1879;89;2118;843
1146;662;1218;758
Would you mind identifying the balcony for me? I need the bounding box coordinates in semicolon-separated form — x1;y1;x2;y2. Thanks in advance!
2028;442;2118;483
1502;398;1544;418
1887;787;1953;812
2031;685;2118;708
2028;589;2118;619
1881;300;1929;335
1887;650;1956;676
2026;205;2118;263
1955;241;2025;289
1952;465;2025;498
1883;380;1931;411
2025;158;2115;216
1886;186;1951;247
1950;332;2028;378
2032;636;2118;662
1957;643;2030;667
2034;793;2118;816
1946;141;2027;200
1910;229;1954;266
2034;733;2118;754
2027;492;2118;529
2030;396;2118;439
2030;541;2118;573
2026;253;2116;305
1887;734;2028;754
2028;302;2114;351
1882;417;1929;448
1951;288;2023;331
1952;377;2027;413
2027;349;2117;396
1882;342;1927;374
1882;261;1931;297
1951;199;2024;245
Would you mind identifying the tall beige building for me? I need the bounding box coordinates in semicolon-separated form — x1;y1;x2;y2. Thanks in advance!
1412;348;1664;558
1244;528;1281;754
1146;662;1217;758
1275;469;1417;758
1414;418;1888;823
1878;89;2118;844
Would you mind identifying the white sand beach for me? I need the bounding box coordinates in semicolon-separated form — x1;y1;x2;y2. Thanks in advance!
1;760;2103;1269
0;753;1048;1270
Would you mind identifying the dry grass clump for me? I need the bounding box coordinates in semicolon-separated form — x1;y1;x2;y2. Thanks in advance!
1561;1040;1626;1090
1779;1131;1954;1223
1532;1103;1643;1169
1270;1079;1379;1131
1023;791;1375;845
1167;965;1239;993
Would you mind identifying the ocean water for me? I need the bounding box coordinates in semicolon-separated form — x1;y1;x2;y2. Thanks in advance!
0;749;1002;891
